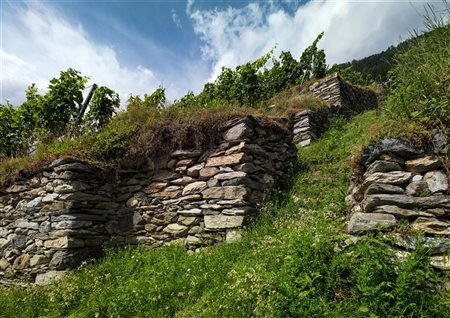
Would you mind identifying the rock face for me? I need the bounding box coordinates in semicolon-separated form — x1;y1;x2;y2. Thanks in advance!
291;73;378;147
345;137;449;271
0;115;297;285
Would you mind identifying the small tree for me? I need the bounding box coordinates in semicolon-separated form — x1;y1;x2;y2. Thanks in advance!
300;32;325;82
86;86;120;130
143;86;167;109
42;68;89;134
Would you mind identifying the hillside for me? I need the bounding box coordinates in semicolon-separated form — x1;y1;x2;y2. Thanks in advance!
1;110;448;317
338;27;445;82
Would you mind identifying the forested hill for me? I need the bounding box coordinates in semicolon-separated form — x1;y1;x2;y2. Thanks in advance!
338;32;421;82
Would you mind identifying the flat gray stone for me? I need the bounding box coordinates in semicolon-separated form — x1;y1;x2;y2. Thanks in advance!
202;186;250;200
424;171;448;193
35;271;66;285
365;183;405;196
14;219;39;230
357;171;412;199
186;164;204;178
405;181;430;196
372;205;433;218
171;149;203;158
163;224;188;236
364;160;403;176
53;162;92;173
30;254;49;267
214;171;247;181
405;156;442;174
223;123;254;141
346;212;396;234
42;193;59;203
26;197;43;211
222;207;256;215
204;215;245;230
182;181;207;196
363;194;450;213
411;217;450;235
51;220;93;230
177;208;202;216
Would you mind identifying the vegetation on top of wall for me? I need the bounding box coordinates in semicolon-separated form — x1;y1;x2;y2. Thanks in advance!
170;32;327;109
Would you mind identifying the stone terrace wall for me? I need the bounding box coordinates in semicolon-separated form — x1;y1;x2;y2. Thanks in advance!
292;73;378;147
345;137;450;271
0;115;297;284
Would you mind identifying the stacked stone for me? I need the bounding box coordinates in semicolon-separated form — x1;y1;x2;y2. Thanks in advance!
291;73;377;147
345;138;450;271
0;115;297;284
292;110;329;147
114;115;297;250
0;158;113;285
307;73;343;109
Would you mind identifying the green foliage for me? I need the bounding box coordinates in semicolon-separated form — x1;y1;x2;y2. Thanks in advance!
0;102;24;157
0;69;123;159
299;32;325;82
42;68;89;133
383;4;449;131
86;86;120;130
173;32;327;109
1;112;447;318
329;65;372;86
173;90;197;109
144;86;167;109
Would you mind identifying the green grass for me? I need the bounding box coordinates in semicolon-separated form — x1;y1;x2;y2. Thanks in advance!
1;111;448;318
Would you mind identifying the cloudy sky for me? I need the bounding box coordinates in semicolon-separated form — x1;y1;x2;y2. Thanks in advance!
0;0;444;105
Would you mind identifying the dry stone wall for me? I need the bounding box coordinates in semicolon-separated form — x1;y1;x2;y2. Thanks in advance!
292;73;378;147
0;116;297;284
345;136;450;271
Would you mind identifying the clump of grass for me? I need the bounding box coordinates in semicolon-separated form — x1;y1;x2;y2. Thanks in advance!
266;85;328;115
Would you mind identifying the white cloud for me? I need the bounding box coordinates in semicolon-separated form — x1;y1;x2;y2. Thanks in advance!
171;9;182;29
188;0;442;81
1;3;159;106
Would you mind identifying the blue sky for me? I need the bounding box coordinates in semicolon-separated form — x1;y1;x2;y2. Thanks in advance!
1;0;444;106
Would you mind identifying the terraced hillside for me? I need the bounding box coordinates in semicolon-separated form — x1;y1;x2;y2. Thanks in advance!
1;111;448;318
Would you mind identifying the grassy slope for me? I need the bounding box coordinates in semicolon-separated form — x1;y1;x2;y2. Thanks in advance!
1;111;448;318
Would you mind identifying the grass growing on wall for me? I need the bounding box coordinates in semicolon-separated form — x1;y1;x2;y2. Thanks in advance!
1;111;448;318
0;95;325;188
